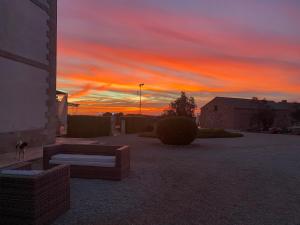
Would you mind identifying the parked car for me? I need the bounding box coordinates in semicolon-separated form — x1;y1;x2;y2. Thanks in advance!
269;127;291;134
269;127;283;134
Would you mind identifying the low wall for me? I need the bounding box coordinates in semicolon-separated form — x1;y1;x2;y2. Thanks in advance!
67;115;111;138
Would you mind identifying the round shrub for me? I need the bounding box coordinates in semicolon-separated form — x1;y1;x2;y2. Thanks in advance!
156;116;197;145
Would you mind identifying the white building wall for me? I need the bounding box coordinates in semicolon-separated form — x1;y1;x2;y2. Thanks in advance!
0;0;57;153
0;0;49;64
0;58;48;133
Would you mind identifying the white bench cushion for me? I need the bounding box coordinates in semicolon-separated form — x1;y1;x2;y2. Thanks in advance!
50;154;116;167
49;159;115;167
1;170;43;176
52;154;115;163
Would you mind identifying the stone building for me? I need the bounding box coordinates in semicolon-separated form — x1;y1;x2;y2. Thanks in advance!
200;97;300;130
0;0;57;153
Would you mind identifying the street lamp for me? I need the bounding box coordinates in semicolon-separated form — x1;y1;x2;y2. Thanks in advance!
139;83;144;115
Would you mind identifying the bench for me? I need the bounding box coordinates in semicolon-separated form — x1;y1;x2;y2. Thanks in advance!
43;144;130;180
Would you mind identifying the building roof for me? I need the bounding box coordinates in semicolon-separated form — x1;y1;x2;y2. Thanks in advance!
203;97;300;111
56;90;67;95
68;102;79;107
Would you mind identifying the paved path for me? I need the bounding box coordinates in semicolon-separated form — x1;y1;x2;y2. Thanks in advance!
52;133;300;225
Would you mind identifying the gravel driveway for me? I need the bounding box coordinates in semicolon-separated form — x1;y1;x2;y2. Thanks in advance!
53;133;300;225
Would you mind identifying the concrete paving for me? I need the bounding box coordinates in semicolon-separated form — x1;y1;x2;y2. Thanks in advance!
51;133;300;225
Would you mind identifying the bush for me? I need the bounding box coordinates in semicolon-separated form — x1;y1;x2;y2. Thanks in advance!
197;129;243;138
156;116;197;145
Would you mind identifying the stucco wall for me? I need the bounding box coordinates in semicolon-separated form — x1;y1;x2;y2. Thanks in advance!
0;0;48;64
273;110;292;128
0;58;48;133
200;98;236;129
233;108;255;130
0;0;57;153
201;98;295;130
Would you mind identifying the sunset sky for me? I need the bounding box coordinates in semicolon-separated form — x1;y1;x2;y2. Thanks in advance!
57;0;300;115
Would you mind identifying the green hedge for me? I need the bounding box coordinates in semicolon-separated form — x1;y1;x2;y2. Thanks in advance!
67;115;111;138
157;116;198;145
123;116;158;134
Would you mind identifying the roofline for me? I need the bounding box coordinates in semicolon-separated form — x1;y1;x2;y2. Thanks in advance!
201;96;300;109
200;97;218;109
56;90;68;95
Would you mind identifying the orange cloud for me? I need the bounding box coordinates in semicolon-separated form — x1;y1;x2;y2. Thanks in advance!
59;39;300;93
57;0;300;115
68;83;109;99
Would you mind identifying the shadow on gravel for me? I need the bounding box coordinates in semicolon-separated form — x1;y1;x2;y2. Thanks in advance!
147;142;204;151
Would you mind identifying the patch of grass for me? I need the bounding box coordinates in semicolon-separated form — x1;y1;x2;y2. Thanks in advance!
139;129;244;139
197;129;244;138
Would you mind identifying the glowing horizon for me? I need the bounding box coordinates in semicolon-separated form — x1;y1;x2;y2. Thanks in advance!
57;0;300;115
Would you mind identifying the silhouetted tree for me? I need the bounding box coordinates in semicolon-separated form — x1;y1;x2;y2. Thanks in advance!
115;112;124;117
114;112;124;126
102;112;112;117
162;109;177;117
164;92;197;117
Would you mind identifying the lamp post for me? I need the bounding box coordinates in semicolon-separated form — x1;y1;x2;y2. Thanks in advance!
139;83;144;115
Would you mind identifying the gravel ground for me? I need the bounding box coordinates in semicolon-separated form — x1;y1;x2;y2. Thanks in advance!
53;133;300;225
